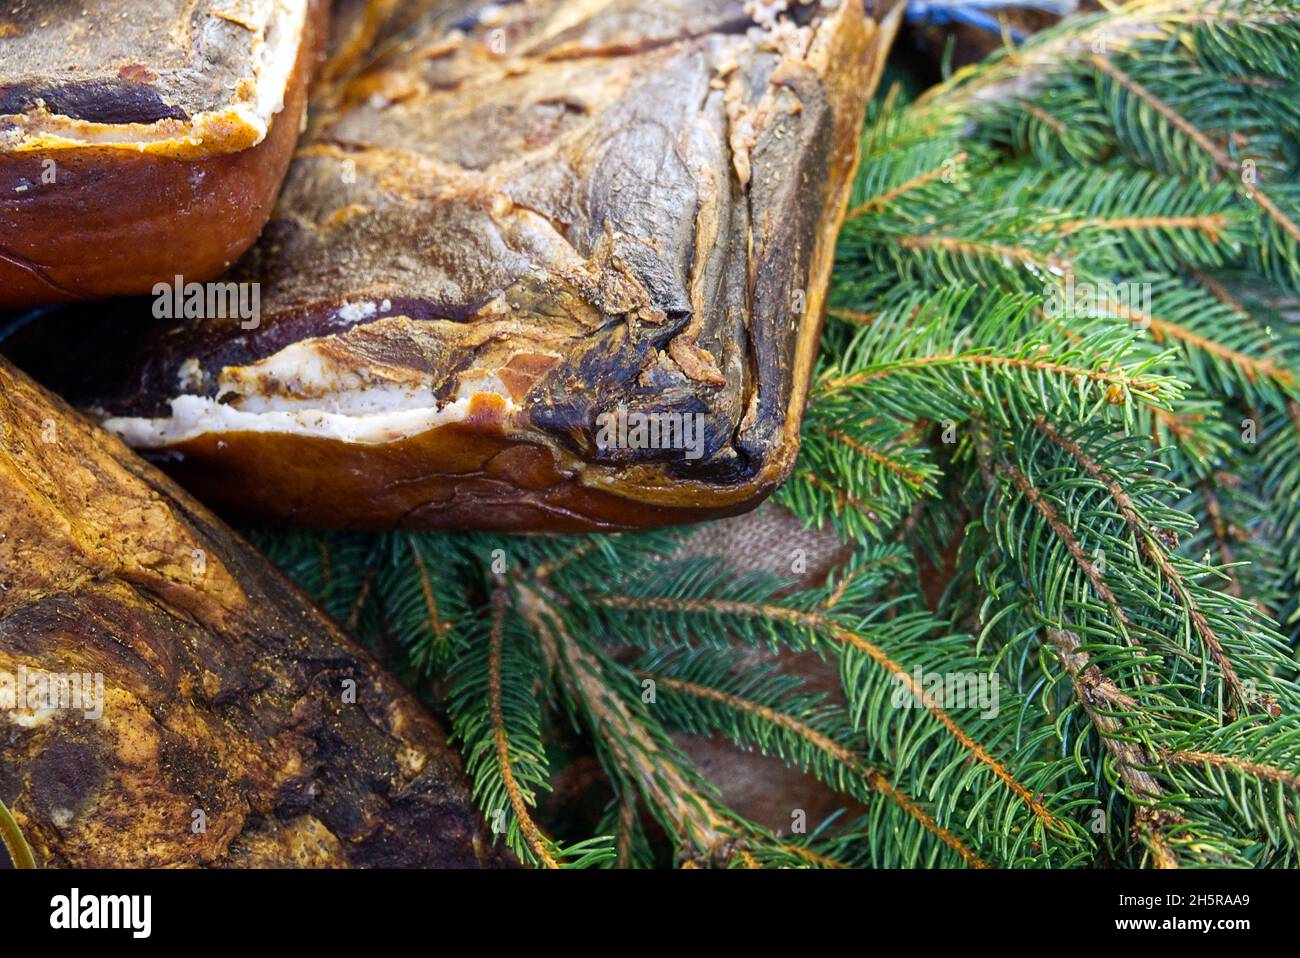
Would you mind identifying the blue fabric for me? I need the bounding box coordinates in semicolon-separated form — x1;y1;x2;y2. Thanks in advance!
906;0;1077;42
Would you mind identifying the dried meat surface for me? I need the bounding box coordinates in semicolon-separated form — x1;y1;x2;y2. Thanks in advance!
3;0;892;530
0;356;503;867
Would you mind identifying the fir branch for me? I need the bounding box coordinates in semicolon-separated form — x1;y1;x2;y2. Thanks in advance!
637;649;982;868
1052;214;1230;238
408;534;453;642
1030;417;1258;712
380;534;466;673
612;792;645;869
1157;719;1300;852
1090;54;1300;245
446;581;610;868
815;425;934;490
996;458;1137;644
815;289;1181;430
592;590;1073;840
845;150;969;219
914;0;1300;114
1164;746;1300;790
487;590;557;869
1046;627;1182;868
1195;482;1246;599
824;352;1159;402
896;233;1074;279
515;580;740;863
778;408;937;541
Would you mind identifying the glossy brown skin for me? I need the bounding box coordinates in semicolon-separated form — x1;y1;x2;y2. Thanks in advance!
159;404;756;532
5;0;895;532
0;357;502;868
0;1;329;308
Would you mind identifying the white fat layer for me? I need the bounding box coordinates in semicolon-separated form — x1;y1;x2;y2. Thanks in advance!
216;333;394;403
104;373;517;448
233;382;440;415
104;391;483;447
249;0;311;134
105;319;520;448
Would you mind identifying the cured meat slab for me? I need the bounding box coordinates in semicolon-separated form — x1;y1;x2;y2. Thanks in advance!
4;0;894;531
0;356;501;868
0;0;329;307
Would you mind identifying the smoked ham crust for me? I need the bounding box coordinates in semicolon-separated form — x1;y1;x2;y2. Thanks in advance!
0;0;330;307
3;0;899;532
0;355;503;867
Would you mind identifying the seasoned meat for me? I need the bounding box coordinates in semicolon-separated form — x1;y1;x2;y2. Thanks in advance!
3;0;896;531
0;0;329;307
0;356;502;868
